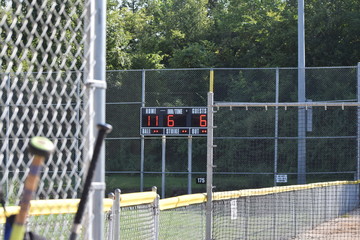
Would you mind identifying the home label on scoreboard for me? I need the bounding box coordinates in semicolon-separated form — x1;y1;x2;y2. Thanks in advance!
140;107;207;136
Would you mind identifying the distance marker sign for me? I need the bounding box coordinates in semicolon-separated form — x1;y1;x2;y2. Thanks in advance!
140;107;207;136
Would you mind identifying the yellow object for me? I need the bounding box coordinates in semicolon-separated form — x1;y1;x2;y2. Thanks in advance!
160;193;207;211
9;224;25;240
209;70;214;92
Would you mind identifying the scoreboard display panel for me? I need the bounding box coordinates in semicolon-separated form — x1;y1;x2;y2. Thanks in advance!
140;107;207;136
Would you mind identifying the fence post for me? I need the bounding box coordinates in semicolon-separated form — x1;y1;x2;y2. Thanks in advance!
188;136;193;194
357;62;360;180
92;0;107;239
274;68;279;186
161;136;167;199
5;74;10;196
107;192;115;240
298;0;306;184
141;70;146;191
113;189;121;240
206;69;215;240
152;186;160;240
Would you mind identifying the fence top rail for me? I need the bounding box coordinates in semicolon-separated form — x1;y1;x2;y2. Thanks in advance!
214;101;360;109
107;65;357;72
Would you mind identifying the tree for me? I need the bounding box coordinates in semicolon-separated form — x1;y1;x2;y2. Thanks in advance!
209;0;295;67
305;0;360;66
107;1;133;69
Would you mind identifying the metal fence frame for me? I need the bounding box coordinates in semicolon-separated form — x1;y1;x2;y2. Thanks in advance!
105;64;360;199
0;0;106;238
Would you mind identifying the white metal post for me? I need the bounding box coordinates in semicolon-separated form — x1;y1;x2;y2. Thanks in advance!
5;74;10;196
113;189;121;240
141;70;146;191
274;68;279;186
84;0;96;238
298;0;306;184
188;136;193;194
107;193;114;240
161;136;166;198
357;62;360;180
152;186;160;240
206;91;214;240
93;0;107;239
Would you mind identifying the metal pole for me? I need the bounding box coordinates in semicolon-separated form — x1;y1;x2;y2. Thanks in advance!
161;136;166;198
152;186;160;240
84;0;95;237
113;189;121;240
107;193;114;240
5;74;10;196
93;0;106;239
206;69;215;240
140;70;146;191
188;136;193;194
274;68;279;186
206;92;214;240
357;62;360;180
298;0;306;184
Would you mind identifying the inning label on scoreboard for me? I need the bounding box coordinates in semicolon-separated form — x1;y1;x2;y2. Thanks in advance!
140;107;207;136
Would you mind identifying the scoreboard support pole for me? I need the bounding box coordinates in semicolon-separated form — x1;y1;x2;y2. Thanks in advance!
188;136;193;194
161;135;166;198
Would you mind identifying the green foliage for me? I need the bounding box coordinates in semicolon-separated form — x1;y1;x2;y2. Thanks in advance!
106;0;359;69
169;41;217;68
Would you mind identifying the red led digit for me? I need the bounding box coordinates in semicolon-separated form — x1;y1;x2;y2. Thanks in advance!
167;115;175;127
146;115;159;127
200;114;207;127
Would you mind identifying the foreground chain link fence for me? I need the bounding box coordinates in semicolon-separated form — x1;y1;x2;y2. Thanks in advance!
0;0;105;239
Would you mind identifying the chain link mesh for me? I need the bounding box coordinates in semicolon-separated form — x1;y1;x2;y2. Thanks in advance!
0;0;93;238
119;204;156;239
159;203;206;240
211;183;359;239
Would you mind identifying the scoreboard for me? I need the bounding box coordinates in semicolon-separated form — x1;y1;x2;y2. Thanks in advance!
140;107;207;136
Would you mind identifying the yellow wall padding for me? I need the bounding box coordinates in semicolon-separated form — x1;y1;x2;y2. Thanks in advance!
0;191;157;223
159;193;207;211
1;180;359;223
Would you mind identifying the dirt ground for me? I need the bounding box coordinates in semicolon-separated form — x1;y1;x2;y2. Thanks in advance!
293;208;360;240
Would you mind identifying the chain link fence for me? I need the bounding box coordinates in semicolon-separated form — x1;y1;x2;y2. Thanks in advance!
105;66;359;196
0;0;102;239
103;180;359;240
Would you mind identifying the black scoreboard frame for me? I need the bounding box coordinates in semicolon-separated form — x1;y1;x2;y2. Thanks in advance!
140;107;208;136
